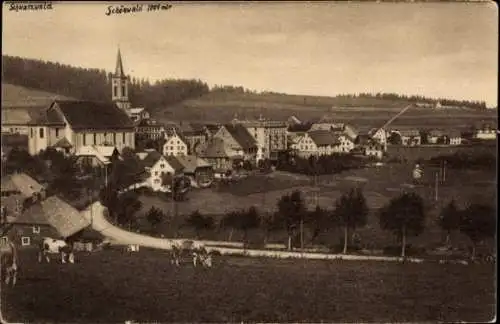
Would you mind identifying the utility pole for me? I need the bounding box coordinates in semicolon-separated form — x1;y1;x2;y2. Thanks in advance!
435;172;439;202
442;160;447;183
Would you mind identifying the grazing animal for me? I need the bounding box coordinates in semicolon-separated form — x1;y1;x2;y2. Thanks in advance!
38;237;75;264
171;240;212;268
0;241;19;286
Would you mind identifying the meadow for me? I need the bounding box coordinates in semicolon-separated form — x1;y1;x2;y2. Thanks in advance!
156;91;497;126
134;163;496;251
2;249;495;323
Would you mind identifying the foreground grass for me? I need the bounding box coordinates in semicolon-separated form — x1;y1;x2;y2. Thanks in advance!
2;249;495;323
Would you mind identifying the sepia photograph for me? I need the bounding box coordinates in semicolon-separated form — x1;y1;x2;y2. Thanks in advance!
1;1;497;323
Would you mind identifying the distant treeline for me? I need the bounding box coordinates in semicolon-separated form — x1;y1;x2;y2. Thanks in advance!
336;93;487;110
2;55;488;111
2;55;209;110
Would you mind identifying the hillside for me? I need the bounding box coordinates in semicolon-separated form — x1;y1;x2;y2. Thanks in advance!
154;91;497;129
1;83;76;108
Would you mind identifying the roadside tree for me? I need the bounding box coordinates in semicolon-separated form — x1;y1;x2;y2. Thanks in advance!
378;192;426;258
334;188;369;254
438;199;461;247
459;203;496;260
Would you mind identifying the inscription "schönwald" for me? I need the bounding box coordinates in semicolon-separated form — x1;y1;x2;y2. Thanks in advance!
105;3;172;16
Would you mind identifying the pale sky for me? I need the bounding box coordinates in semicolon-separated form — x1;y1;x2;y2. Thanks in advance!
2;1;498;107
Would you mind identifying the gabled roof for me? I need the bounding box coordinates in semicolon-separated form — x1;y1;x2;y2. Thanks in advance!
205;124;222;134
129;107;145;114
75;146;112;165
51;100;135;130
28;106;66;126
199;138;229;158
171;155;212;174
14;203;49;226
164;156;185;173
9;173;45;197
42;196;91;238
139;150;164;168
54;137;73;148
307;130;341;146
224;124;257;150
1;133;29;147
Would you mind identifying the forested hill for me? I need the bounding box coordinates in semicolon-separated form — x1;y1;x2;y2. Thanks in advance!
2;55;210;110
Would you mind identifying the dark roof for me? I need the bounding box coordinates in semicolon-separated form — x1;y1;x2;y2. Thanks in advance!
141;150;163;168
308;130;340;146
399;129;420;137
15;203;50;225
137;118;164;128
164;156;185;173
172;155;212;174
224;124;257;150
42;195;91;238
115;49;125;77
52;100;135;130
355;134;372;145
199;138;229;158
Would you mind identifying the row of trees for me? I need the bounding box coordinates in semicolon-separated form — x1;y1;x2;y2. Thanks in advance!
338;93;488;110
139;188;495;259
427;151;496;170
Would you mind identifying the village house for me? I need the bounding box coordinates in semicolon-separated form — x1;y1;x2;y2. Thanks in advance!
162;129;188;157
179;122;208;155
308;114;345;132
169;155;214;188
364;142;385;160
213;123;258;164
198;137;233;176
398;129;421;146
135;118;165;141
447;130;462;145
474;123;496;140
136;149;180;191
1;107;42;135
427;129;445;144
75;145;120;170
294;130;341;157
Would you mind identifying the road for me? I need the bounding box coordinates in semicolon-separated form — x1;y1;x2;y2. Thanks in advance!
79;201;425;263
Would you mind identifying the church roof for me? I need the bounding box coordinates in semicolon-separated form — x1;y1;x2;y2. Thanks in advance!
115;48;125;77
51;100;135;130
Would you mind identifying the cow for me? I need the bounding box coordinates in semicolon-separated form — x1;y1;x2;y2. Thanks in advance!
170;240;212;268
38;237;75;264
0;241;19;286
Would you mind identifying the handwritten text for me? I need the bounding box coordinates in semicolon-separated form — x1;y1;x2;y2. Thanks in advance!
9;1;53;12
105;3;172;16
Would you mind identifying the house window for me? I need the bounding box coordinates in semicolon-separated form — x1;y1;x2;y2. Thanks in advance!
154;179;160;184
160;164;165;169
123;133;126;143
55;128;60;137
94;133;97;145
83;133;87;146
122;85;126;97
30;128;33;138
21;236;31;246
154;171;158;176
1;237;8;245
33;226;40;234
39;128;44;138
114;86;118;97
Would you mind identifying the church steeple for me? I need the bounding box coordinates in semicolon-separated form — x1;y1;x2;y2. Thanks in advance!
115;48;125;77
112;47;130;112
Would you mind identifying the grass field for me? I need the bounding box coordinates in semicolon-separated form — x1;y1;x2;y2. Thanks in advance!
155;91;497;126
2;249;495;323
134;164;495;249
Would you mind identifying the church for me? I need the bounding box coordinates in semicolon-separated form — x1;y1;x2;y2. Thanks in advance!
28;49;138;156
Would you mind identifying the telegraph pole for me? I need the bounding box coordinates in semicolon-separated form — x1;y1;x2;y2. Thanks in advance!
434;172;439;202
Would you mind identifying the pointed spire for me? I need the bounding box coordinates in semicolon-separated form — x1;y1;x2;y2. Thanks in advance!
115;48;125;77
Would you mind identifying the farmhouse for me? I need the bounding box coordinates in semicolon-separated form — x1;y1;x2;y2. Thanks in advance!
427;129;462;145
136;149;179;191
198;137;233;175
179;122;208;155
128;107;150;123
162;129;188;157
213;123;258;164
294;130;341;157
167;155;213;188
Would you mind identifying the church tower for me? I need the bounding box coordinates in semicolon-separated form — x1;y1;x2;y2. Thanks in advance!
112;48;131;112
